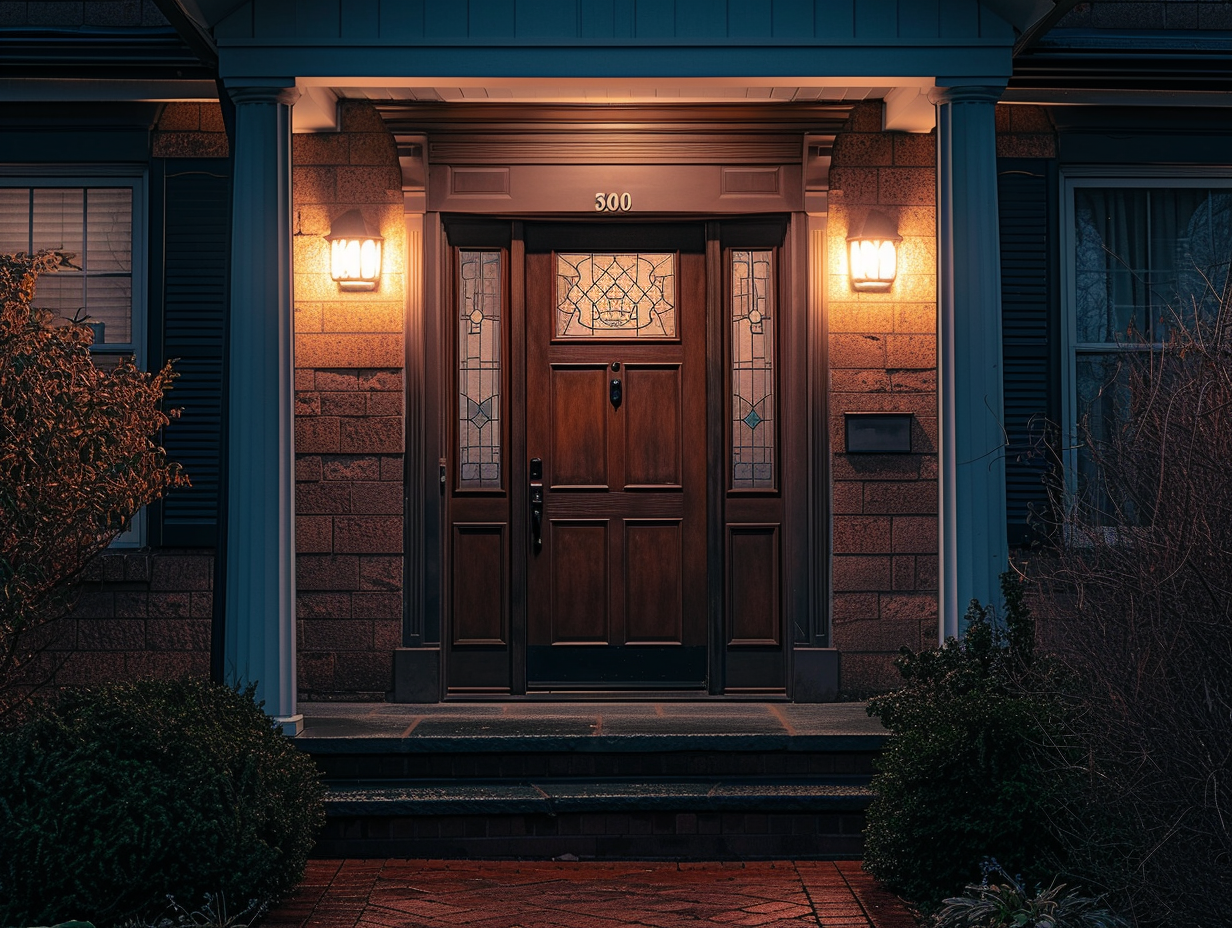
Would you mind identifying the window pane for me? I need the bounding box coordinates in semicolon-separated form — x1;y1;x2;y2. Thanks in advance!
32;188;84;257
0;188;30;253
458;250;502;490
1075;188;1232;345
85;188;133;273
731;249;775;490
556;253;676;338
31;272;85;322
84;276;133;345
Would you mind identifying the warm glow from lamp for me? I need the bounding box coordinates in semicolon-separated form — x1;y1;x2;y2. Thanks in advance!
847;211;902;292
326;209;383;290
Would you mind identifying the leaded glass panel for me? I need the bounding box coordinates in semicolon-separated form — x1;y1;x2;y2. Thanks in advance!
458;250;501;489
731;250;775;490
556;252;676;338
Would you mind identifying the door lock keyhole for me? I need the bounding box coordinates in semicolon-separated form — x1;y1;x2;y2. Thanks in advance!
610;379;622;409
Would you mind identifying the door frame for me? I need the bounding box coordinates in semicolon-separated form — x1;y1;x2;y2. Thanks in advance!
391;103;846;701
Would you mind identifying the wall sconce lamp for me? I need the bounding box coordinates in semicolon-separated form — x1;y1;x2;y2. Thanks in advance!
326;209;383;291
847;211;901;292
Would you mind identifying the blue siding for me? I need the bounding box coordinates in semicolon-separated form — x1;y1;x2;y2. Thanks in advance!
898;0;939;38
473;0;516;37
517;0;579;37
635;0;675;37
379;0;425;38
773;0;814;38
813;0;854;39
676;0;727;39
728;1;771;39
854;0;897;38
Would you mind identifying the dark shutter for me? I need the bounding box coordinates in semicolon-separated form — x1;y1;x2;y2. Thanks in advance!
998;160;1058;546
156;162;230;547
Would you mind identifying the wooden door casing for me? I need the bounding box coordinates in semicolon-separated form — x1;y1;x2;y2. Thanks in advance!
524;249;708;688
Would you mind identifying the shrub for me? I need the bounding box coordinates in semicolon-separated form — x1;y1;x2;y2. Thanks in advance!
0;679;324;927
862;573;1074;911
0;251;188;716
1027;291;1232;926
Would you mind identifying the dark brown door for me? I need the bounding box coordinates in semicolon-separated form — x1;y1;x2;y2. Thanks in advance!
525;247;707;688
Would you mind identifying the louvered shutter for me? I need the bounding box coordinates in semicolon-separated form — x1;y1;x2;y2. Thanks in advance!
157;163;229;547
998;161;1058;546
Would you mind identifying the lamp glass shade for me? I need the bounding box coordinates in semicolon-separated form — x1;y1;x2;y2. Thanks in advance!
846;211;901;292
326;209;383;290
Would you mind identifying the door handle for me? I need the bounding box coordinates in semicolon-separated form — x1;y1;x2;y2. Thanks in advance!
610;379;622;409
529;483;544;553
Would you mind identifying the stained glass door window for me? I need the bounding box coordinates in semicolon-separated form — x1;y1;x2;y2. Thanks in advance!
731;250;775;489
556;252;676;338
458;250;502;489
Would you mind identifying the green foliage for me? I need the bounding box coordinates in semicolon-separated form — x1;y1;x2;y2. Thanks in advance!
931;862;1128;928
863;572;1074;911
0;251;188;715
0;680;324;928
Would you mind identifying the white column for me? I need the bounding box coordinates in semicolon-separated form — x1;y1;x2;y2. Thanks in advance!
934;85;1008;641
224;83;302;733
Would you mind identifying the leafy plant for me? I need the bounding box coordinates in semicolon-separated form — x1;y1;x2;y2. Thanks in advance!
0;251;188;716
931;861;1128;928
0;679;324;928
862;572;1075;911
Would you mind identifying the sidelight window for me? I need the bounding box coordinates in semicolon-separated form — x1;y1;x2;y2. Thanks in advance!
730;249;776;490
457;250;503;490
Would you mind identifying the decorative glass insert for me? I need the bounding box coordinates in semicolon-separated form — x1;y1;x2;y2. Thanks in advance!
458;250;502;489
731;250;775;489
556;252;676;337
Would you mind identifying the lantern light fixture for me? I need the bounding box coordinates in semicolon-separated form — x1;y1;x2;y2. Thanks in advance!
326;209;383;291
846;210;902;292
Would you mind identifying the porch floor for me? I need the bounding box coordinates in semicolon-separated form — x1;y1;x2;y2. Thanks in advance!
294;701;886;752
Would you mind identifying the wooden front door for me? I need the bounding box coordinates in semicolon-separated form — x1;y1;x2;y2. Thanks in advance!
524;244;708;688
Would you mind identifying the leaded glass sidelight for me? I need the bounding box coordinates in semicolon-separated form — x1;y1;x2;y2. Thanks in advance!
556;252;676;337
458;250;502;489
731;250;775;489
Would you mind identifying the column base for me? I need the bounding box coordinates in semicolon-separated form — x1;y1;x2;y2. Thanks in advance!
394;648;441;703
792;648;840;702
275;713;304;736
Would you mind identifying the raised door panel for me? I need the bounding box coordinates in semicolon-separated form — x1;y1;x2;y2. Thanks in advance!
551;365;610;488
549;519;610;644
451;524;507;645
727;524;780;646
623;364;682;488
624;519;683;644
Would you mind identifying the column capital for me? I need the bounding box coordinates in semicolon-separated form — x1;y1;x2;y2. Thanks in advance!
929;85;1005;107
227;83;301;107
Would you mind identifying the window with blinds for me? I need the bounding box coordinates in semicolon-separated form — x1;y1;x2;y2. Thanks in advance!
0;184;136;351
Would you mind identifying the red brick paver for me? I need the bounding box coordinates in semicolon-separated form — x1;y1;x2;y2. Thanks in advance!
265;860;918;928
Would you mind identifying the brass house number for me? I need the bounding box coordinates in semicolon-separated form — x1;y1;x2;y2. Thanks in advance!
594;192;633;212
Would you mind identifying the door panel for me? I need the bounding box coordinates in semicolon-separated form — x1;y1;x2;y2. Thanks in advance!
549;519;610;644
625;519;684;644
623;365;682;488
451;524;507;646
550;366;610;488
526;245;707;688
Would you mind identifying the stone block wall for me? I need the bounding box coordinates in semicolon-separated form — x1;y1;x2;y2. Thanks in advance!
47;551;213;687
827;101;939;693
292;102;406;701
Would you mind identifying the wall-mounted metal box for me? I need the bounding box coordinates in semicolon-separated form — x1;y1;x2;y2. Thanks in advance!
844;413;913;454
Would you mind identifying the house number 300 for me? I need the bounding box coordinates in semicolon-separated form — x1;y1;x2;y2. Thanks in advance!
595;192;633;212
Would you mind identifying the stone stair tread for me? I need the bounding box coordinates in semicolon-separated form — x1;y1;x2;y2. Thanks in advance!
324;778;875;815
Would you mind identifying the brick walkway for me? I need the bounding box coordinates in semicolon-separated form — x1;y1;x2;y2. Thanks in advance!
265;859;918;928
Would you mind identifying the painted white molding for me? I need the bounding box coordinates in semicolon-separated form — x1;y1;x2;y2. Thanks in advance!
292;84;339;133
224;83;301;729
883;86;936;134
934;85;1009;642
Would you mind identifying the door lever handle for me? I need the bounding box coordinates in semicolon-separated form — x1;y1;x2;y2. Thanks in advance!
529;483;544;553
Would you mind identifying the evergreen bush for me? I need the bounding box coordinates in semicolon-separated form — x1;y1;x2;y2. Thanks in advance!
0;679;324;928
862;573;1074;911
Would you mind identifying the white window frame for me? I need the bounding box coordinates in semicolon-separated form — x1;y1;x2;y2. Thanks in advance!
1059;167;1232;498
0;167;149;547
